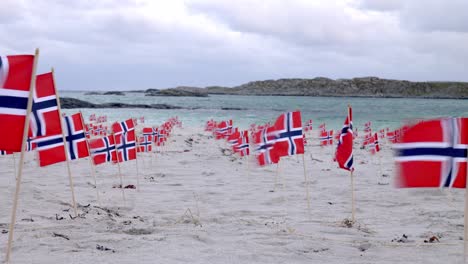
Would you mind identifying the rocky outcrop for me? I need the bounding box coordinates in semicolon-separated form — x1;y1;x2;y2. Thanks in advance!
103;91;125;96
204;77;468;99
60;97;182;109
145;86;208;97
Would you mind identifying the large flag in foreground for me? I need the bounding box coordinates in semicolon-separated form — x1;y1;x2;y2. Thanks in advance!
335;106;354;171
29;72;61;138
270;111;304;158
395;118;468;188
0;55;35;151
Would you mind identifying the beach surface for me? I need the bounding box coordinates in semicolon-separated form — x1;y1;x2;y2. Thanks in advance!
0;126;464;263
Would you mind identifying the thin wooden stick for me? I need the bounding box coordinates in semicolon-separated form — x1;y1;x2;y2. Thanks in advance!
464;149;468;261
302;154;311;214
12;153;16;182
134;134;141;191
79;111;101;206
5;48;39;263
112;133;126;202
53;69;78;217
350;170;356;222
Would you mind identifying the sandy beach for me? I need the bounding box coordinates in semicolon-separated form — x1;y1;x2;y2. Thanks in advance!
0;126;465;263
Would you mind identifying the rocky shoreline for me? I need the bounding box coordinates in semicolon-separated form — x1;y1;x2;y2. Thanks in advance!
60;97;183;109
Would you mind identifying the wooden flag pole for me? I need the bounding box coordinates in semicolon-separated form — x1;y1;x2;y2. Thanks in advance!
12;153;17;181
53;69;78;217
5;48;39;263
348;104;356;222
134;135;141;191
350;170;356;222
79;111;101;206
464;152;468;260
302;154;311;214
112;133;126;202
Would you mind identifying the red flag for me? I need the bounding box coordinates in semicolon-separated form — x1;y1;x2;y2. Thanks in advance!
254;126;279;166
112;118;135;135
89;135;116;165
395;118;468;188
335;106;354;171
29;72;61;138
0;55;35;151
114;130;136;162
270;111;304;158
320;130;334;146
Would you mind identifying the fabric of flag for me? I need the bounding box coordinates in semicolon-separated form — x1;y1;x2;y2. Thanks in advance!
151;127;159;143
368;133;380;155
304;119;313;132
387;130;396;143
0;54;35;151
318;123;326;132
114;130;136;162
157;128;166;146
35;134;65;167
29;72;61;138
254;126;279;166
215;120;232;139
25;137;36;151
89;114;96;122
395;118;468;188
234;130;249;157
1;150;13;155
335;107;354;171
364;121;372;133
379;129;386;139
270;111;304;158
112;118;135;135
63;113;89;160
138;135;152;152
228;128;240;146
89;135;116;165
302;134;307;145
320;130;334;146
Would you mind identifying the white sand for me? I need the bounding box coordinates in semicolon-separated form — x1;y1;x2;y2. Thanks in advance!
0;126;465;263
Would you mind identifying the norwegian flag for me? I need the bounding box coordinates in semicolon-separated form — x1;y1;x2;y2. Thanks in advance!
114;130;136;162
150;127;160;143
100;125;108;136
138;135;152;152
89;114;96;122
156;128;167;146
368;133;380;155
25;137;36;151
335;106;354;171
29;72;61;138
62;113;89;160
205;120;216;132
89;135;116;165
362;132;373;148
227;128;240;146
270;111;304;158
387;129;397;143
395;118;468;188
215;120;233;139
364;121;372;133
35;134;65;167
139;116;145;124
112;118;135;135
35;113;89;166
302;134;307;145
1;150;13;155
254;126;279;166
84;123;92;138
234;130;249;157
304;119;313;132
320;130;334;146
0;54;35;151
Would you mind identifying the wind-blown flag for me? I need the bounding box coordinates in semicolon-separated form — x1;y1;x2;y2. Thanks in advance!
114;130;136;162
368;133;380;155
112;119;135;135
270;111;304;158
364;121;372;133
227;128;240;147
138;134;152;152
25;137;36;151
89;135;116;165
215;120;233;139
335;106;354;171
395;118;468;188
234;130;249;157
36;113;89;166
254;126;279;166
1;150;13;155
318;123;326;132
0;54;35;151
304;119;313;132
29;72;61;138
320;130;334;146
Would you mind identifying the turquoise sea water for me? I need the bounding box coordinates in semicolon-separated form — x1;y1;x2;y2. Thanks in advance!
61;91;468;131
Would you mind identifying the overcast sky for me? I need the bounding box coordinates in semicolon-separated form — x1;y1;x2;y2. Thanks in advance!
1;0;467;90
